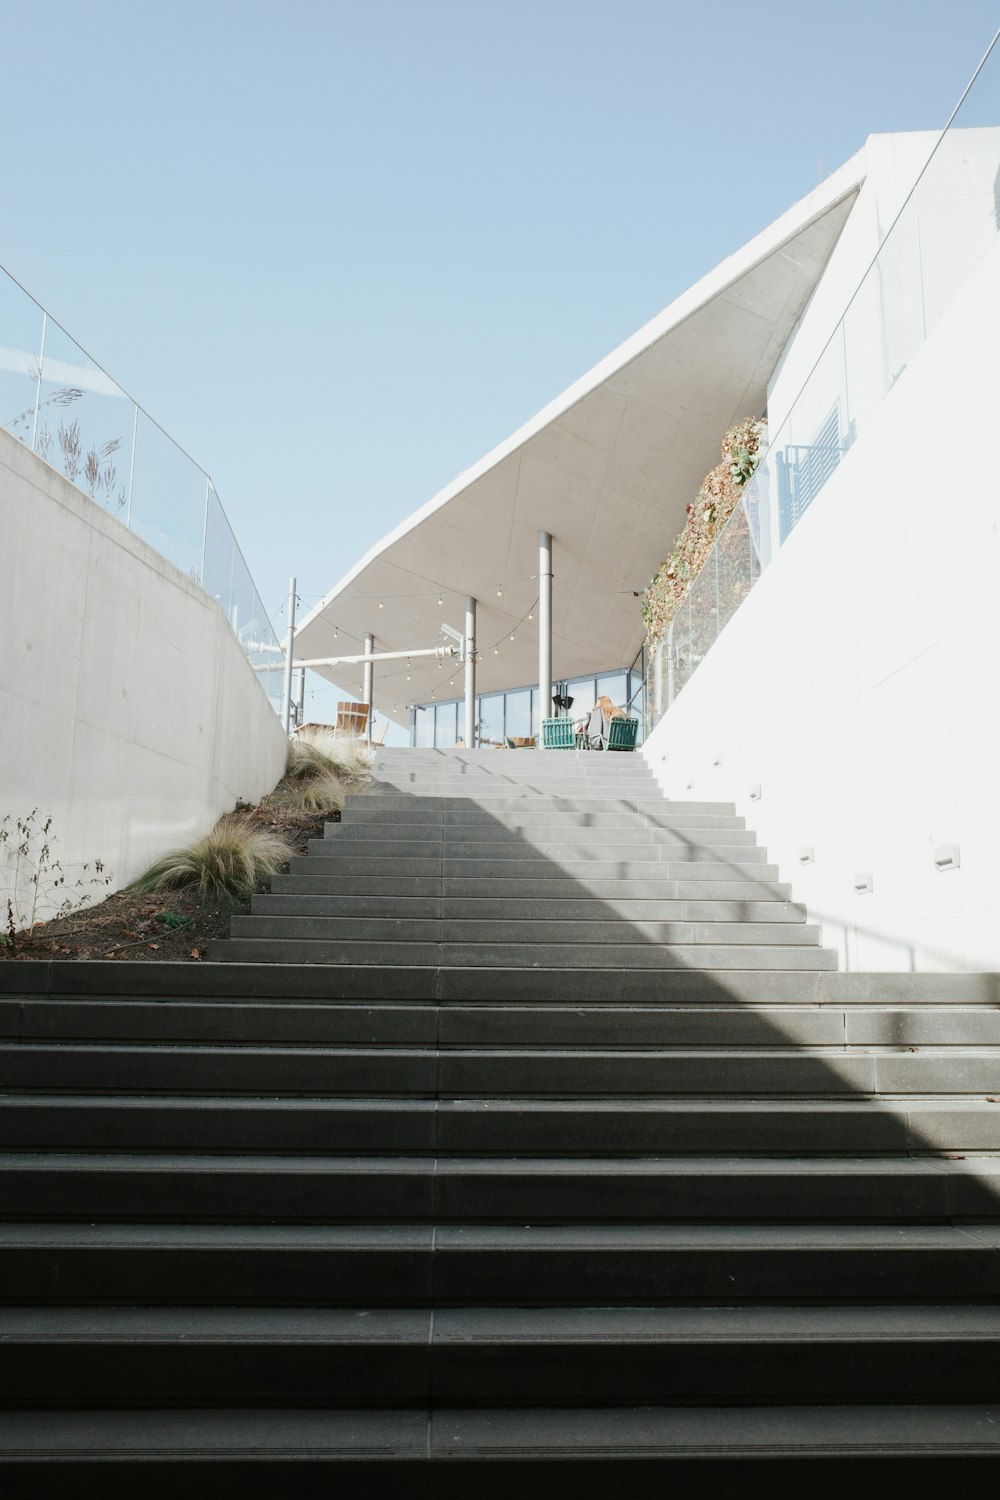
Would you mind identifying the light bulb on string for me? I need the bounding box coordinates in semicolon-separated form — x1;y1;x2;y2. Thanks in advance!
528;611;533;621
494;647;499;655
510;633;515;642
437;594;443;606
497;587;503;597
378;599;384;609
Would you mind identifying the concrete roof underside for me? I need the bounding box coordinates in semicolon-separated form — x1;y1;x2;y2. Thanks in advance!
296;162;863;726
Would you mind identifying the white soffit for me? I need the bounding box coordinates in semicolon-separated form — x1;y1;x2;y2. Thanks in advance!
297;155;864;724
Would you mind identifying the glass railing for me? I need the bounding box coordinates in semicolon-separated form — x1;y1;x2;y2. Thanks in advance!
645;30;1000;735
0;276;285;713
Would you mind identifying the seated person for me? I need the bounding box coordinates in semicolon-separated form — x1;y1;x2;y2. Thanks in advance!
585;695;625;749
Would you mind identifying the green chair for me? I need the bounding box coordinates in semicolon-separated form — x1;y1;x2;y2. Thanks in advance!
542;717;576;749
605;716;639;752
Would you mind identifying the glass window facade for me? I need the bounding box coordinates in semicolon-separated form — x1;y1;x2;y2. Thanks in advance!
410;664;644;747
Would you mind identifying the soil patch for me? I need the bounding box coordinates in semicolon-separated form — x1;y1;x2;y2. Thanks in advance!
1;803;334;963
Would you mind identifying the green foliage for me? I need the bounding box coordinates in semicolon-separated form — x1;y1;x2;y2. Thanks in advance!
132;813;293;901
155;911;194;930
640;416;766;649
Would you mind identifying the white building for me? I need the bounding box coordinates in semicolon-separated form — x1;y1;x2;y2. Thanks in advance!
296;109;1000;974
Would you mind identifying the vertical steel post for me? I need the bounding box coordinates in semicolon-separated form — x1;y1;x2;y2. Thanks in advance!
30;312;47;452
363;632;375;743
281;577;297;735
538;531;552;743
464;595;477;748
298;667;306;727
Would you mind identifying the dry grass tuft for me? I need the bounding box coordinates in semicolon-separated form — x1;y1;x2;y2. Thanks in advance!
288;731;372;786
132;813;294;901
268;771;346;815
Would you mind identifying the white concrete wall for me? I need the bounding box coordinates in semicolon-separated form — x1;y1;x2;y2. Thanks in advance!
643;230;1000;972
0;428;288;923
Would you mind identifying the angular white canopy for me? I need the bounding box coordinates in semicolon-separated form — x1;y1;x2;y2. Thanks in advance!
296;153;863;724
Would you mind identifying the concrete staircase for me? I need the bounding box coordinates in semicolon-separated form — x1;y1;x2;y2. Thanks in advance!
2;745;1000;1493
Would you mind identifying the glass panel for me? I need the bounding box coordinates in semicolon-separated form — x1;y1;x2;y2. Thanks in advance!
129;411;207;581
478;693;504;746
566;676;596;725
435;700;458;748
32;321;134;519
0;286;45;447
596;671;627;711
715;497;755;635
414;704;434;747
505;688;531;739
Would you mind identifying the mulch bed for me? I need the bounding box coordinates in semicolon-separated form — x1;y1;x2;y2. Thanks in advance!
0;803;333;963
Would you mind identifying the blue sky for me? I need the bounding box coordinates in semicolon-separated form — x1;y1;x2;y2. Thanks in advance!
2;0;998;716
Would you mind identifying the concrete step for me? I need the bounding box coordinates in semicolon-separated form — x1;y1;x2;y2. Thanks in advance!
210;938;835;969
7;998;1000;1050
6;1092;1000;1154
15;1042;979;1096
251;895;807;922
5;1304;1000;1411
9;962;1000;1005
273;874;795;901
228;917;821;947
363;795;737;815
3;1154;997;1224
326;823;759;847
0;1221;993;1305
305;838;768;863
341;807;746;830
4;1404;1000;1490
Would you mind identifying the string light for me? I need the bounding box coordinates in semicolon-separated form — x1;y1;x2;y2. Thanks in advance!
497;587;503;597
510;633;515;642
528;611;533;621
333;625;339;638
406;658;412;681
378;599;384;609
494;647;499;655
437;594;443;606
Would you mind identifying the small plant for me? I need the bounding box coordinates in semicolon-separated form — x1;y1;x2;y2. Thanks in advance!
269;771;346;815
0;809;112;946
132;812;293;901
289;730;372;786
155;911;194;930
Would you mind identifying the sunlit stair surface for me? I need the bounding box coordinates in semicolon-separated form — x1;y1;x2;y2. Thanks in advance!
1;746;1000;1495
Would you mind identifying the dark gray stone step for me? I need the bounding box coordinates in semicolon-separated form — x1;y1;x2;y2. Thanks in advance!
275;875;795;902
6;1093;1000;1154
305;838;768;862
13;1043;971;1097
210;938;835;969
341;808;746;830
8;963;1000;1006
4;1405;1000;1493
250;894;807;922
4;1153;996;1224
227;917;820;947
5;1305;1000;1411
0;1222;994;1305
326;824;758;847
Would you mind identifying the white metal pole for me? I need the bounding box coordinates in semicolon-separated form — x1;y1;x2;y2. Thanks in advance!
298;667;306;727
464;595;477;748
363;631;374;743
538;531;552;742
281;576;297;734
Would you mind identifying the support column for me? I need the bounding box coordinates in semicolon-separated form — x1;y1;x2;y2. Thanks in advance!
464;595;477;748
538;531;552;742
363;632;374;742
297;667;306;727
280;576;297;734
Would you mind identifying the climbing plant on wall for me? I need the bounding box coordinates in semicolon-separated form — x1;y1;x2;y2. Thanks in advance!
640;416;766;649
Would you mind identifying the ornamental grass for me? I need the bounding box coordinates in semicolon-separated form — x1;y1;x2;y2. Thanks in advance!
131;813;294;901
